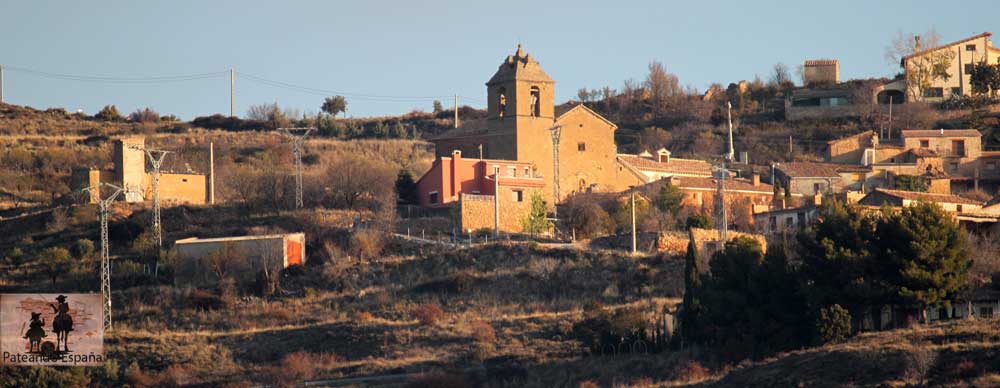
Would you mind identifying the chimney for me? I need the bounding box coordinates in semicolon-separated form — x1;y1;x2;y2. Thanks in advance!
752;174;760;187
452;149;462;160
657;148;671;163
914;36;922;51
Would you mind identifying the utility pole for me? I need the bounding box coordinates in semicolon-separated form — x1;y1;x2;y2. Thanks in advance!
280;127;315;209
492;166;500;237
714;167;728;243
82;182;130;332
887;96;893;141
631;191;637;255
726;101;735;163
788;135;793;156
454;94;459;128
209;142;215;204
549;124;563;219
1;64;5;104
230;68;235;117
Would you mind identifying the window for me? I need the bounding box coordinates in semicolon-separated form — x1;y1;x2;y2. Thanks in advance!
964;63;974;74
769;216;776;231
428;191;439;204
785;216;794;228
813;183;823;194
512;190;524;202
951;87;962;96
508;166;516;177
949;162;959;171
952;140;966;157
578;142;586;152
923;87;944;98
920;139;930;148
981;307;995;318
966;44;977;51
530;86;540;117
497;87;507;119
957;205;963;213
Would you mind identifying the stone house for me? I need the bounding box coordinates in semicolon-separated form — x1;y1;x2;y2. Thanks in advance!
753;205;819;236
803;59;839;86
773;162;870;195
889;32;1000;102
826;129;999;193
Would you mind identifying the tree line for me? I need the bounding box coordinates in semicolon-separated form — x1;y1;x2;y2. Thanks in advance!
677;199;971;360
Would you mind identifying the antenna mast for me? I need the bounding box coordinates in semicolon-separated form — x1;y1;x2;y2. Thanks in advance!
280;127;315;209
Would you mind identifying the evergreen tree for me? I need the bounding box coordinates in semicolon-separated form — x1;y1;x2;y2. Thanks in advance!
678;230;702;346
394;170;418;205
874;202;971;320
521;192;551;235
797;199;885;326
654;182;684;216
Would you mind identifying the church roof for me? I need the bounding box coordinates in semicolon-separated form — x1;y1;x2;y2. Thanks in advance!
487;44;555;85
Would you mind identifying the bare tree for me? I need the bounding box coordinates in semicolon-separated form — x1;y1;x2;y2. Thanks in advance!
769;63;792;86
645;61;683;111
885;28;942;65
324;156;395;210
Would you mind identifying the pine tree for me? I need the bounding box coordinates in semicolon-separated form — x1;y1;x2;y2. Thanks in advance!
875;201;971;321
395;170;418;205
654;182;684;216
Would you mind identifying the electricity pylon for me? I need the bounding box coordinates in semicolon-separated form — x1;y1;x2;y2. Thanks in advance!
82;182;131;332
279;127;315;209
140;149;171;247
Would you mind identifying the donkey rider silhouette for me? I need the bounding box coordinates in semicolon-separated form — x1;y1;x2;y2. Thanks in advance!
23;312;46;353
50;295;74;352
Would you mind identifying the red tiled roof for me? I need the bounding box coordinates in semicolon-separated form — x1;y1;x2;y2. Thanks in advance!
901;129;981;138
873;188;983;205
776;162;869;178
980;151;1000;158
617;154;712;176
672;177;774;193
901;32;992;62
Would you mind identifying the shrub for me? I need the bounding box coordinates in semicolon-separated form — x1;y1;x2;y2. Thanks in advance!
578;381;601;388
815;304;852;344
412;303;445;327
129;107;160;123
412;272;474;294
685;213;714;229
185;289;227;311
39;247;72;285
671;359;710;382
260;351;337;387
95;105;123;121
469;320;496;344
350;229;384;260
74;239;96;259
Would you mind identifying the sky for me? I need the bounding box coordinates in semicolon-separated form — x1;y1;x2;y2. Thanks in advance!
1;0;997;120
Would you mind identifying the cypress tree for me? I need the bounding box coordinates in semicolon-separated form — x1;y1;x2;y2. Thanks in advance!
679;229;702;346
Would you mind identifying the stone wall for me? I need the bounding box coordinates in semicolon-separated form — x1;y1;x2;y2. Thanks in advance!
459;187;539;233
657;228;767;255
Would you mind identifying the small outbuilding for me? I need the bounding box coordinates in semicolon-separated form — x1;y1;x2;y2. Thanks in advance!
172;233;305;288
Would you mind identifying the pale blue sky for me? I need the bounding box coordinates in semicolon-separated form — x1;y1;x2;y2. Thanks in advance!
1;0;996;119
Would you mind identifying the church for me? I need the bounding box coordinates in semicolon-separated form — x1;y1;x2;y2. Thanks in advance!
415;45;716;232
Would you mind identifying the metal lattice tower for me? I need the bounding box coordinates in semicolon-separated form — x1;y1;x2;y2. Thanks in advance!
279;127;315;209
713;166;729;243
144;149;171;247
82;182;128;332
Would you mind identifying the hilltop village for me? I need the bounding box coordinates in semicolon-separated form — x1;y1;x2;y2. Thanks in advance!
2;31;1000;387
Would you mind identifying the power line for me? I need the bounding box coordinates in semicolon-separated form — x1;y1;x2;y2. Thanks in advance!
236;71;456;102
5;66;228;84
